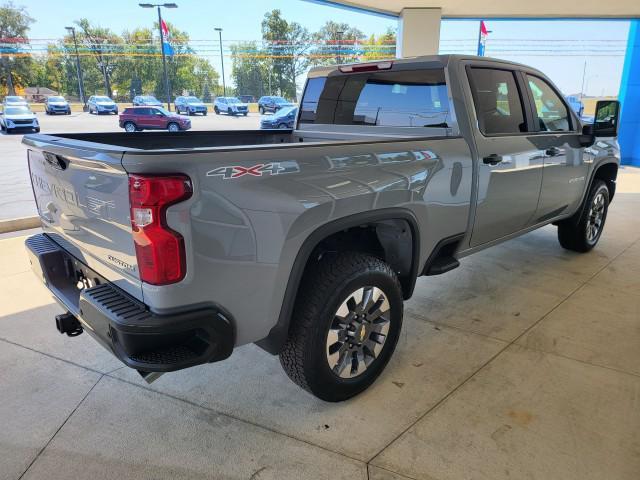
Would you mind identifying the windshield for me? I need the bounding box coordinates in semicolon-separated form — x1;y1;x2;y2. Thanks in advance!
273;106;296;117
226;97;242;104
48;96;65;102
5;106;31;115
5;96;24;102
273;97;288;104
141;96;158;102
94;96;112;102
186;97;201;103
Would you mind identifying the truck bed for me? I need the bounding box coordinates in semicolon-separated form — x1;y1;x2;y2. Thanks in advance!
43;130;296;151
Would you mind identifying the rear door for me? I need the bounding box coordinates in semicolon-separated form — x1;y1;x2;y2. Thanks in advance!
465;64;545;247
26;140;142;299
135;108;153;128
523;74;588;220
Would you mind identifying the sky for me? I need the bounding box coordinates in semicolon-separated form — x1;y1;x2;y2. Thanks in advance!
18;0;631;97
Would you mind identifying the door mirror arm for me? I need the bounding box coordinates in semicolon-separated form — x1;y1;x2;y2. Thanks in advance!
579;124;595;147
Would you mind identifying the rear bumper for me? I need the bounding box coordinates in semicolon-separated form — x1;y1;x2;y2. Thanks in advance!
25;234;234;373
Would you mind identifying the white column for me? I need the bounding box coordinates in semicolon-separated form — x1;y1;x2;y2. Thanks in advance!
396;8;442;58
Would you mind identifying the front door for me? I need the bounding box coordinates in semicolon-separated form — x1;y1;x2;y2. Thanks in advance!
524;74;588;221
466;66;545;247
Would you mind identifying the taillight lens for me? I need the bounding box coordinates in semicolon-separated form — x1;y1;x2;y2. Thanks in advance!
128;174;192;285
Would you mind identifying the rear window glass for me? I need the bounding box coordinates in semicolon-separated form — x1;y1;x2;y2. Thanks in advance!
300;69;450;128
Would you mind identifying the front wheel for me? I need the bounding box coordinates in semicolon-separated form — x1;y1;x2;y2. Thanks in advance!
259;106;265;114
167;122;179;132
558;179;610;252
214;106;220;115
279;252;403;402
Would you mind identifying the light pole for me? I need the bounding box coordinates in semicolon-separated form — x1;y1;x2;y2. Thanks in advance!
215;28;226;96
139;3;177;110
65;26;86;108
336;30;344;64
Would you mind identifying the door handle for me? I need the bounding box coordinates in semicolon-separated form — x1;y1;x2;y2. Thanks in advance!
545;147;563;157
483;154;503;166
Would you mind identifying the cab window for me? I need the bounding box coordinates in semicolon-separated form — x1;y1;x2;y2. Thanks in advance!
468;68;527;136
299;69;450;128
526;75;571;132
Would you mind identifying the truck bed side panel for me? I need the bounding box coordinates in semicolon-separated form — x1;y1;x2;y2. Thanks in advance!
121;137;473;345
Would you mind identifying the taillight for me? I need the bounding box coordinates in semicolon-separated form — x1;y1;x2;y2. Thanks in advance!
128;174;192;285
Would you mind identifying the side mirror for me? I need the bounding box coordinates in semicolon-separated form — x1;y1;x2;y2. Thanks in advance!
592;100;620;138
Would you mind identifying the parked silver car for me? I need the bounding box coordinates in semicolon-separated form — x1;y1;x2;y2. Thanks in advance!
88;95;118;115
2;95;28;108
45;96;71;115
1;105;39;133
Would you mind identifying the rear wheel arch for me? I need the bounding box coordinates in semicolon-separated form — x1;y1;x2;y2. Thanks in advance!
256;208;420;355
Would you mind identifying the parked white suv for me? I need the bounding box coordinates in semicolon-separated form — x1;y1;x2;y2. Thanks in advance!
213;97;249;116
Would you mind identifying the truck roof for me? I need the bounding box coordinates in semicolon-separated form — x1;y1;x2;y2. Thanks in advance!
306;54;540;78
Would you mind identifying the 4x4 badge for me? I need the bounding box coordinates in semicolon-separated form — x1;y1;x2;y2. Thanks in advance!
206;161;299;179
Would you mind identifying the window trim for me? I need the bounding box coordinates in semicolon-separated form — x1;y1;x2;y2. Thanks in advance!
522;72;576;134
466;65;533;138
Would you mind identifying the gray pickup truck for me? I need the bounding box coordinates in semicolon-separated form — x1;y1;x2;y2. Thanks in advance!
24;55;620;401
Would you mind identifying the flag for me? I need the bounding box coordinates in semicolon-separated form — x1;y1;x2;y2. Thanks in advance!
160;19;174;56
477;21;489;56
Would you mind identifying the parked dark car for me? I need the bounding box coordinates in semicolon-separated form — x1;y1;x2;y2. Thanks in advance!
257;96;295;114
133;95;163;107
119;106;191;132
260;106;297;129
44;96;71;115
174;96;208;115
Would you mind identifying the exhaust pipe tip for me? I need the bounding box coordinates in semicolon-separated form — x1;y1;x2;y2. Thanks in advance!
55;312;83;337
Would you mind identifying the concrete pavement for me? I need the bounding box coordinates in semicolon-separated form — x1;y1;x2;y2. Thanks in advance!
1;168;639;480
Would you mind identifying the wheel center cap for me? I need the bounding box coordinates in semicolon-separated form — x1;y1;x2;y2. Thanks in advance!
357;325;367;342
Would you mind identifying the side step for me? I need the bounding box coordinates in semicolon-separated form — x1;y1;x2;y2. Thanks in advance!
424;256;460;276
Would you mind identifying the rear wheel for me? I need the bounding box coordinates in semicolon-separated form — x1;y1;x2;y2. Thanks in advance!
123;121;136;133
167;122;179;132
558;179;609;252
259;106;265;114
279;252;403;402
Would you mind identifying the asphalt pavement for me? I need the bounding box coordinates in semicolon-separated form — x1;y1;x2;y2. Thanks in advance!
0;111;261;221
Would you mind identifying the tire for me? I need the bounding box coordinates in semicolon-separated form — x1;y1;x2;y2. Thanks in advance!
34;127;40;133
203;111;208;116
167;122;179;132
123;121;136;133
259;106;265;114
279;252;403;402
558;179;609;253
45;109;49;115
227;108;234;116
243;112;248;116
214;106;220;115
277;123;288;129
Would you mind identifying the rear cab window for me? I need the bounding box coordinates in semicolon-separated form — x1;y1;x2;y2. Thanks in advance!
300;68;451;131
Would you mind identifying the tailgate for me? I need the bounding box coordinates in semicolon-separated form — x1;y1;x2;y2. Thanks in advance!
27;143;142;300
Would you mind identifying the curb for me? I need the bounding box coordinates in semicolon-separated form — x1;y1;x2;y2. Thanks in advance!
0;216;41;234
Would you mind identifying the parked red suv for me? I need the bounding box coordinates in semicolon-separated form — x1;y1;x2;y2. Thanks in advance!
119;106;191;132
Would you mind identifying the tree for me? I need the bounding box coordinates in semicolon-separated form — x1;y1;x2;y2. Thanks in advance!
361;27;396;61
74;18;123;97
230;41;269;98
261;9;309;99
0;2;35;95
310;21;365;66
